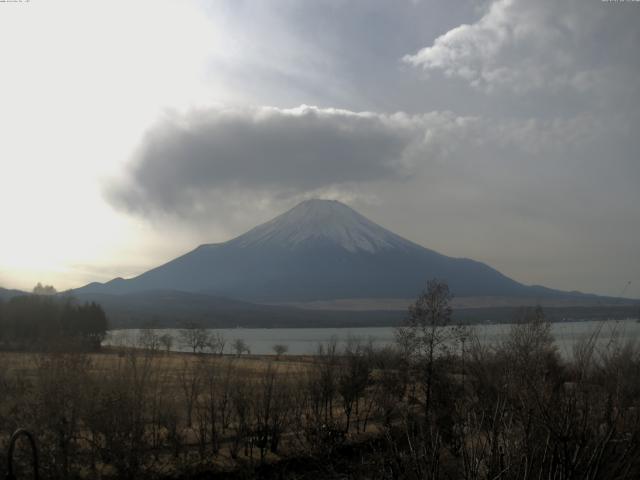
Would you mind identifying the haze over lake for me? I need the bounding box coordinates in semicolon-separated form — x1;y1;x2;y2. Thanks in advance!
106;319;640;358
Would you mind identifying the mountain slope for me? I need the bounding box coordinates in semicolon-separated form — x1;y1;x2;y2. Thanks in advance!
0;287;27;301
71;289;640;329
72;290;403;328
72;199;586;302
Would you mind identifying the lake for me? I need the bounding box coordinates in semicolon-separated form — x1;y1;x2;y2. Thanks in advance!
104;318;640;358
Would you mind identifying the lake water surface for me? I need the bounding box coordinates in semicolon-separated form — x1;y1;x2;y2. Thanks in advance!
105;319;640;358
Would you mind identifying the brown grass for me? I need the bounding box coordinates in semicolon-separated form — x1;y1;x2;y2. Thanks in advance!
0;349;313;384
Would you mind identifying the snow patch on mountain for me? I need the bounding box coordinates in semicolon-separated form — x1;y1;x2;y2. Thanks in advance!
231;199;414;253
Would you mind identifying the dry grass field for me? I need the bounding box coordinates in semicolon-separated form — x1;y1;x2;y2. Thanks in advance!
0;348;314;391
0;345;386;478
3;305;640;479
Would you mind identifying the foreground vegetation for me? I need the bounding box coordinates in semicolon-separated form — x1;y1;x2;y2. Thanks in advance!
1;282;640;479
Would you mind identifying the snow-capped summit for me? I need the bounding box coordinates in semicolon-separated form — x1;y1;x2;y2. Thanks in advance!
232;199;413;253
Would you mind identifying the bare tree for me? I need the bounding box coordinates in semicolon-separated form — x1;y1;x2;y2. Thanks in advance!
397;279;455;417
302;337;341;452
206;332;226;355
33;352;92;478
228;375;252;459
177;358;201;428
196;356;222;454
272;344;288;360
138;329;160;352
158;333;173;353
179;322;211;354
504;305;556;375
338;338;371;433
232;338;250;356
84;349;157;479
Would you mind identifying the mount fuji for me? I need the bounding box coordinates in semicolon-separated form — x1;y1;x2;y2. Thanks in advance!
73;199;580;303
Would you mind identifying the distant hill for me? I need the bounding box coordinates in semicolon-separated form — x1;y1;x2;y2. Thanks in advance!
70;289;640;329
72;199;614;303
72;290;403;329
0;287;27;301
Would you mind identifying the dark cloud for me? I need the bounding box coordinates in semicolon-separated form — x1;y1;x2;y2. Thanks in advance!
107;106;419;216
108;105;634;223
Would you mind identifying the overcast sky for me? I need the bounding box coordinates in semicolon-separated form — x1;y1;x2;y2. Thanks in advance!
1;0;638;298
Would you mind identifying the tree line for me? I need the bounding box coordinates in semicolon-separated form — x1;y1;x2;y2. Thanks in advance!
0;294;108;350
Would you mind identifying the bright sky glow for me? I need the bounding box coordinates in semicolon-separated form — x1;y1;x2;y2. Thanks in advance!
0;0;227;289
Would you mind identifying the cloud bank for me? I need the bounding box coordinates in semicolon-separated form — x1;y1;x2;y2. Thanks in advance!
107;104;611;219
403;0;640;98
107;106;419;216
